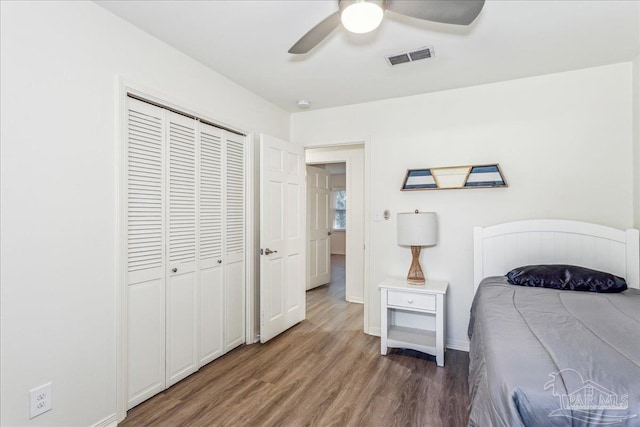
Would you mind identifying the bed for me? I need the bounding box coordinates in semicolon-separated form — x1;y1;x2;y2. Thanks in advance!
468;220;640;427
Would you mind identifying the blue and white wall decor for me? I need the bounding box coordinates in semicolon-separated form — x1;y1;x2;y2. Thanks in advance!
401;164;507;191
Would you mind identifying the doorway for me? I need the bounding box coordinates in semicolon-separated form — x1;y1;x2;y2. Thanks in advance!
306;163;346;298
305;145;365;310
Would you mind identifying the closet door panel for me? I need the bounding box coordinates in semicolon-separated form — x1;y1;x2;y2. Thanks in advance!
126;99;164;284
166;271;197;386
199;266;224;364
126;98;166;408
225;134;245;265
166;112;198;387
224;260;245;351
199;123;224;364
127;280;164;409
224;133;245;351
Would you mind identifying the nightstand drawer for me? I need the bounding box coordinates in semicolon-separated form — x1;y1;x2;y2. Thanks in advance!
387;290;436;311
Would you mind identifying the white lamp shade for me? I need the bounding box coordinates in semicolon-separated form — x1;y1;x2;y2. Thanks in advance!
397;212;437;247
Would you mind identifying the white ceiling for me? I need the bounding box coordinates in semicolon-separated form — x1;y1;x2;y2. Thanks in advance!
97;0;640;112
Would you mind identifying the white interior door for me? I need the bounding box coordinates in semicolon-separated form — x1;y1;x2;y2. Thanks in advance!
306;166;331;290
260;134;306;343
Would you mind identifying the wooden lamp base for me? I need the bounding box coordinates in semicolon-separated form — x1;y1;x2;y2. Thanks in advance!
406;246;425;285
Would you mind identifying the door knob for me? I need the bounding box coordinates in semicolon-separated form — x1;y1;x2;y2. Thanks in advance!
172;267;178;273
264;248;278;255
217;260;222;264
328;231;332;236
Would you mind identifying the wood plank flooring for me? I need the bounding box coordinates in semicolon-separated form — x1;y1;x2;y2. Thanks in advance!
121;255;470;426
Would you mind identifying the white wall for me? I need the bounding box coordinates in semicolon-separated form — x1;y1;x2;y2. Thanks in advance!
0;2;289;426
292;63;635;349
330;232;346;255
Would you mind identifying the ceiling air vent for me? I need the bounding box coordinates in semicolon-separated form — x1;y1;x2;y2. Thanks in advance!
388;53;410;65
386;46;434;66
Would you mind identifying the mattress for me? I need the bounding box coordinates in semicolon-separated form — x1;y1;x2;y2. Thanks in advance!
468;277;640;427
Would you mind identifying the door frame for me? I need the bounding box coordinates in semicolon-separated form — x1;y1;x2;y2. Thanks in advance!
116;78;255;422
304;140;371;334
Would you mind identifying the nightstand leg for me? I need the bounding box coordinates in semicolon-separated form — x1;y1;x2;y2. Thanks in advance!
436;293;445;367
380;289;388;356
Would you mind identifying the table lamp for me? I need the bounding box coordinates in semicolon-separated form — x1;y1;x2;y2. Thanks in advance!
397;210;437;285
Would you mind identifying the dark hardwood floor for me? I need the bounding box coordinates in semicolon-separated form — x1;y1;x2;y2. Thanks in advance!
121;255;470;426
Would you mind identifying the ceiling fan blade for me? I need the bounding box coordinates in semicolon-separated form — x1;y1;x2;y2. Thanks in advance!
386;0;485;25
289;11;342;54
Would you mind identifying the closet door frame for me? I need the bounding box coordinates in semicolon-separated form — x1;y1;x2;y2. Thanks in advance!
117;80;255;423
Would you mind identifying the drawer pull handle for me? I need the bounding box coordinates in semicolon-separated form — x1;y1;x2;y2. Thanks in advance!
407;299;414;304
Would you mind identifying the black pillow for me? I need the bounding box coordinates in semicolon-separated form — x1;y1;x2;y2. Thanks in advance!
506;264;627;293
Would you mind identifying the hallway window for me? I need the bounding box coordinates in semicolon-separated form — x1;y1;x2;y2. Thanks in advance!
333;189;346;230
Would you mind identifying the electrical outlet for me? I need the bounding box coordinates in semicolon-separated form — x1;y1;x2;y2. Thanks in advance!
29;382;52;418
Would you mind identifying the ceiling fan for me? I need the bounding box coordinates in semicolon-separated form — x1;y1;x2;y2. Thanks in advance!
289;0;485;54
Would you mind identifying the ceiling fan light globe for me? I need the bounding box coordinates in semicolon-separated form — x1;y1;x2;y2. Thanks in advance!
341;1;384;34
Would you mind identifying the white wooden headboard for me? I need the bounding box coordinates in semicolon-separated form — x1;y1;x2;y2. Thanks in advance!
474;220;640;291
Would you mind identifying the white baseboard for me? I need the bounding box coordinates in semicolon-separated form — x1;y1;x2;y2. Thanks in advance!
347;296;364;304
446;339;470;352
91;413;118;427
367;326;381;337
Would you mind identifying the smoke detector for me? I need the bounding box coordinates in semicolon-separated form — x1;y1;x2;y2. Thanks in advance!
297;99;311;109
386;46;434;66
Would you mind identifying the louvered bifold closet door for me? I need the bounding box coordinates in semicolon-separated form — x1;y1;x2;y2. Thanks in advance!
224;132;246;351
198;122;224;365
126;98;166;409
165;111;199;387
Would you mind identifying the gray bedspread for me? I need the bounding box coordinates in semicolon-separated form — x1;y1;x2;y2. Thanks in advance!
468;277;640;427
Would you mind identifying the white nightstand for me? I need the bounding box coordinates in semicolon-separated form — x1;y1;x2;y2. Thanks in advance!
379;277;448;366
